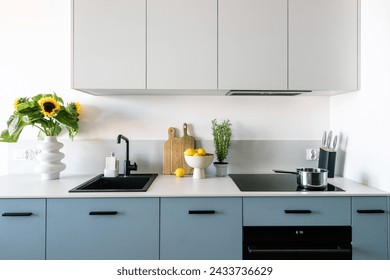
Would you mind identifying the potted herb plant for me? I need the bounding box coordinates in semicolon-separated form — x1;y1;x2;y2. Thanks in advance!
211;119;232;177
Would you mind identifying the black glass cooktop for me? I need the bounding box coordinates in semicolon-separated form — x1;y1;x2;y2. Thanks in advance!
229;174;345;192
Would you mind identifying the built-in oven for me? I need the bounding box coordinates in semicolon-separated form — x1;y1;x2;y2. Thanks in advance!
229;174;351;259
243;226;352;260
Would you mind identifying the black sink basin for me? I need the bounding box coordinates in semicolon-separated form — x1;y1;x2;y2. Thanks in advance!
69;174;158;192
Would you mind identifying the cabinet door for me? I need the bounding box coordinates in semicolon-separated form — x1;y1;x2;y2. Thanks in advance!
352;197;388;260
147;0;217;89
218;0;287;90
0;199;46;260
46;198;159;260
160;197;242;260
73;0;146;89
289;0;358;90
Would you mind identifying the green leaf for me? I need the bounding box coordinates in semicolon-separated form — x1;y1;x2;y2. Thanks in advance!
0;114;30;142
55;110;78;130
31;94;43;102
0;129;16;142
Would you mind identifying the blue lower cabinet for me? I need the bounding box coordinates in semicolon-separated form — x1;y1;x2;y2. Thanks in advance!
46;198;159;260
160;197;242;260
352;197;388;260
0;199;46;260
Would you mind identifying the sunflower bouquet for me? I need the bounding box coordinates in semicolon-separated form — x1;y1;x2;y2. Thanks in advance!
0;92;81;142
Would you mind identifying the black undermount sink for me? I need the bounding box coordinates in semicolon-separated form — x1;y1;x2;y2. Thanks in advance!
69;173;158;192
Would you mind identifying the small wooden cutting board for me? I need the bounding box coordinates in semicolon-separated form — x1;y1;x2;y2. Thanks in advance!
163;123;195;175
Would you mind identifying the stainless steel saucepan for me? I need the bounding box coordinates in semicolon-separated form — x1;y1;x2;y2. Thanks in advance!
272;168;328;188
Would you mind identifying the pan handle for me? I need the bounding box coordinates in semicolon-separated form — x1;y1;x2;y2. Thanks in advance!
272;169;298;175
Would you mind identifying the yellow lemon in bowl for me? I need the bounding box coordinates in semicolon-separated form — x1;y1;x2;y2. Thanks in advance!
174;168;186;177
196;148;206;156
184;148;196;156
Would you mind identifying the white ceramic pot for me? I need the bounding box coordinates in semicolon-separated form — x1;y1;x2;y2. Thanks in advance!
35;136;66;180
214;162;228;177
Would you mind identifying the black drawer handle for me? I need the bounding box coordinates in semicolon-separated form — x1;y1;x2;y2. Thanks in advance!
188;210;216;215
89;211;118;216
357;210;385;214
2;212;33;217
284;210;312;214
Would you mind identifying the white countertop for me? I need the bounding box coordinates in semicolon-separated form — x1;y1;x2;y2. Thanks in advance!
0;173;388;198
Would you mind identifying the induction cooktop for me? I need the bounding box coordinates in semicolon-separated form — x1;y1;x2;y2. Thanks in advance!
229;174;345;192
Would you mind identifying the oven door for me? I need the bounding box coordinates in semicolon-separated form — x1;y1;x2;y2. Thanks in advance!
243;226;352;260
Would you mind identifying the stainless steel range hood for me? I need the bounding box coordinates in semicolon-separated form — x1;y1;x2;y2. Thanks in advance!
226;90;312;96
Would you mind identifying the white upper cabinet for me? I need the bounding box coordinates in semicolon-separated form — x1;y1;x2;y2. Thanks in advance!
72;0;359;94
289;0;359;91
147;0;217;90
218;0;288;90
72;0;146;90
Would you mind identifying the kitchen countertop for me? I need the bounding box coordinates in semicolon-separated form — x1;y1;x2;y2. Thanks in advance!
0;173;388;198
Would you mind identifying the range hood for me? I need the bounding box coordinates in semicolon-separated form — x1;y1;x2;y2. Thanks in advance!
226;90;312;96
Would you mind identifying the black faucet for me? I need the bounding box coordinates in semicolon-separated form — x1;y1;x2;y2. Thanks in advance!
117;134;137;176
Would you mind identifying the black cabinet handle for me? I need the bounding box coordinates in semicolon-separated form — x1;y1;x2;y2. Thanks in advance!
357;210;385;214
89;211;118;216
188;210;216;215
284;210;312;214
2;212;33;217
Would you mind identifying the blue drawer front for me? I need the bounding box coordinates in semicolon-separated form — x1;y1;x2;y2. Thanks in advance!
46;198;159;260
352;197;388;260
0;199;46;260
244;197;351;226
160;197;242;260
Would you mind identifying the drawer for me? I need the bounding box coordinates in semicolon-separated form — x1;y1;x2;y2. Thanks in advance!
0;199;46;260
160;197;242;260
47;198;159;260
243;197;351;226
352;197;388;260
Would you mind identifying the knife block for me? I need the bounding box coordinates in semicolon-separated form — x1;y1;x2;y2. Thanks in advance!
318;148;336;178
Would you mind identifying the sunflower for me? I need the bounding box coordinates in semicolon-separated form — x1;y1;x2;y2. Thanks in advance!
13;98;21;110
39;97;61;118
13;97;27;110
1;92;80;142
73;102;81;115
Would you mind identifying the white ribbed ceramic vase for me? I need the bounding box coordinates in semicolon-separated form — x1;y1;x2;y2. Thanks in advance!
35;136;66;180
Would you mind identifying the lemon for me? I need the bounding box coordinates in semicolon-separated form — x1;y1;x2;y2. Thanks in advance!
174;168;186;177
193;152;200;157
196;148;206;156
184;148;196;156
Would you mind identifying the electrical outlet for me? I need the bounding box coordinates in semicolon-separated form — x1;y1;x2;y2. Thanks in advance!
306;149;319;161
13;149;40;160
13;149;28;160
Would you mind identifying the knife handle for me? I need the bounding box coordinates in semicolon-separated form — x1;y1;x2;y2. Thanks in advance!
322;131;327;148
326;131;333;148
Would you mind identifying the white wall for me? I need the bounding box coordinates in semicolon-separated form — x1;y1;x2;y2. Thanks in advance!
0;0;329;175
330;0;390;192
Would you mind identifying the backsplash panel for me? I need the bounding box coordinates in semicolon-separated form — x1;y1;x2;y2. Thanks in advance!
7;140;320;175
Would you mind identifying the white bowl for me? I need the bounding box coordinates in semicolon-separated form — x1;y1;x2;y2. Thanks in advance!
184;154;214;179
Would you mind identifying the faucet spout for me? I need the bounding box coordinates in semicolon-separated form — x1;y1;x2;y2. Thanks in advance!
117;134;137;176
117;134;129;162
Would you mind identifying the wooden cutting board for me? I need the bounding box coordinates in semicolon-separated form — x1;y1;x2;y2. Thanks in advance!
163;123;195;175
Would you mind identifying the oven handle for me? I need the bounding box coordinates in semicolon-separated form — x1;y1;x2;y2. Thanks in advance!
248;247;351;254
